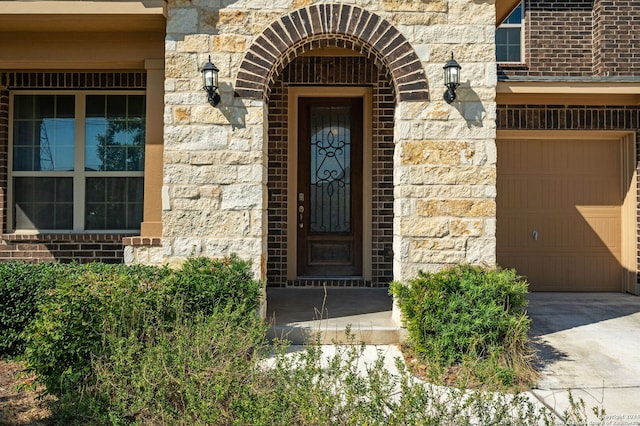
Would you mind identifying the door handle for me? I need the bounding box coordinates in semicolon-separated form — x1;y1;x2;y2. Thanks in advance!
532;230;538;241
298;205;304;228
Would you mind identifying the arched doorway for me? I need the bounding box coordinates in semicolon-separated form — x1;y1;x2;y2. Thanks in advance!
234;5;430;287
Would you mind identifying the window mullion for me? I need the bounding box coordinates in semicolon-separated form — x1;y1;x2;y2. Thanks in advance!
73;94;86;231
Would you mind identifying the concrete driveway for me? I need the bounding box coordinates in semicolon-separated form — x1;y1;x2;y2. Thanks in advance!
527;293;640;422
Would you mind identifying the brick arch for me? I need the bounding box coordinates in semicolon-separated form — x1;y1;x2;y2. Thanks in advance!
234;4;429;102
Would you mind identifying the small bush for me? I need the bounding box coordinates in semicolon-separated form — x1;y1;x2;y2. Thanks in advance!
0;261;68;356
390;265;534;389
61;307;268;425
165;255;261;319
22;263;170;397
21;256;262;400
63;328;559;426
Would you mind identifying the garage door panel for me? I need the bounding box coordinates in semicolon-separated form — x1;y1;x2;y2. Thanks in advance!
500;253;622;292
497;138;622;292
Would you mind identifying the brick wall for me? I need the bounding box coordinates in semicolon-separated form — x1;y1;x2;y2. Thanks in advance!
499;0;640;79
499;0;593;78
266;55;394;287
0;71;146;264
0;233;132;263
497;104;640;130
593;0;640;76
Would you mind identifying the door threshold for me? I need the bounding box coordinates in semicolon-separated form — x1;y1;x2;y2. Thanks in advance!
287;277;372;287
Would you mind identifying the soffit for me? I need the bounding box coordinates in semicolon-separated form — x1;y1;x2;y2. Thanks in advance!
0;1;165;32
496;0;521;26
497;81;640;105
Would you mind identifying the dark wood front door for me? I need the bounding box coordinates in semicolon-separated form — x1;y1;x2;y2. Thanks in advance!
297;97;363;277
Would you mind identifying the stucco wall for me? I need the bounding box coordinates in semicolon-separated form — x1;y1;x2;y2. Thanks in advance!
159;0;497;282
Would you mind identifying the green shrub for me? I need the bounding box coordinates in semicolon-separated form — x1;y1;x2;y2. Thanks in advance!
21;256;262;400
390;265;534;388
0;261;68;356
58;307;268;425
22;262;169;397
165;255;261;319
56;326;559;426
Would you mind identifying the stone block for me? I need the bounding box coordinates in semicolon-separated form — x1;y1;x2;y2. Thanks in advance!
412;237;464;251
192;105;227;124
449;219;484;237
409;165;496;186
167;8;198;34
380;0;446;12
199;185;222;199
165;125;228;151
401;140;474;165
465;237;496;265
149;247;164;264
429;44;496;63
447;1;495;25
291;0;313;8
218;10;251;34
414;25;487;44
221;184;263;210
410;247;466;264
425;102;452;120
165;54;198;79
164;163;238;185
390;12;446;26
123;245;135;264
230;138;251;151
173;238;203;257
237;164;264;182
400;217;449;237
416;199;496;217
178;34;211;52
200;10;219;33
172;185;201;199
212;34;248;53
204;237;263;259
173;106;191;124
164;92;204;106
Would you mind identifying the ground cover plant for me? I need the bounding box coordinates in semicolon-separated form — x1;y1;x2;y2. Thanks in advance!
3;259;594;425
0;261;68;357
390;264;536;390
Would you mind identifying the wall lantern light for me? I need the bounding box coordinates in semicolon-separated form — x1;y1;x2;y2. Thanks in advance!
201;55;221;107
443;52;461;104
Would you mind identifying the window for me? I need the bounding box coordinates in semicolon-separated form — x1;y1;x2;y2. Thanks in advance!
10;92;145;231
496;2;524;63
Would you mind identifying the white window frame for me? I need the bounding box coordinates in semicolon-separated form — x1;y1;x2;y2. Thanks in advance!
8;90;145;233
496;2;525;63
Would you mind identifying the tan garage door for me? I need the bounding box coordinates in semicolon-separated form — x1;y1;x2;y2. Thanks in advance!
497;138;623;291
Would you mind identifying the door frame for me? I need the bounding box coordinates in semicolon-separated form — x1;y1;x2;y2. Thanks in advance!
287;86;372;280
497;130;638;294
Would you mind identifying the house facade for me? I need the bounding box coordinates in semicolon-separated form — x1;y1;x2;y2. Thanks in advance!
0;0;637;296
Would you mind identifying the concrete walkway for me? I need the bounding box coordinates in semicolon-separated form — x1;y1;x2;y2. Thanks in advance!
267;288;640;422
266;287;405;344
527;292;640;422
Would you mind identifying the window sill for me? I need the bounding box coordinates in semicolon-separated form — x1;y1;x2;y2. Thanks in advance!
122;236;162;247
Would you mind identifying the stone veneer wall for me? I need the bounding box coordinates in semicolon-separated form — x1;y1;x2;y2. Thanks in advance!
162;0;497;283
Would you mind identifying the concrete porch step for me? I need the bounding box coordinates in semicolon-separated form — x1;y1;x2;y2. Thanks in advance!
266;287;406;345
